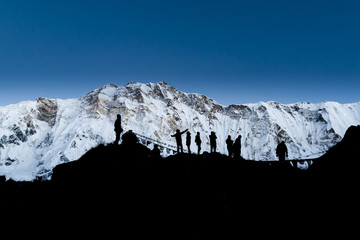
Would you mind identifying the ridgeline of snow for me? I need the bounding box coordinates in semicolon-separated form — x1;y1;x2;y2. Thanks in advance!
0;82;359;181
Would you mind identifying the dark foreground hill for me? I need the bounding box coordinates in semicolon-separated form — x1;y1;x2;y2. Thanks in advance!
1;126;359;238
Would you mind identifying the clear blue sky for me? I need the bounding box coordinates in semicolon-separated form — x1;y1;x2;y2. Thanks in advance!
0;0;359;106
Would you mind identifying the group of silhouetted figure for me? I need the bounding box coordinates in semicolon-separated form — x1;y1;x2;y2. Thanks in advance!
113;114;289;161
170;129;244;159
167;128;238;157
226;135;242;158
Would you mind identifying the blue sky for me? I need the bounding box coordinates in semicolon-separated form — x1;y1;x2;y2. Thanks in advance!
0;0;359;106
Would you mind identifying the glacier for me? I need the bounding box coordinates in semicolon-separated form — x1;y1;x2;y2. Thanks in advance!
0;81;359;181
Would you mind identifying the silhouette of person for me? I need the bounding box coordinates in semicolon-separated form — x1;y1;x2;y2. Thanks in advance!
195;132;202;155
226;135;233;157
186;131;191;154
114;114;123;144
276;141;288;163
233;135;242;159
121;130;138;145
171;129;188;153
209;131;217;153
152;144;161;159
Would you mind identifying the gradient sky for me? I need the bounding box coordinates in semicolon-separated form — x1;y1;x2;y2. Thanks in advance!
0;0;359;106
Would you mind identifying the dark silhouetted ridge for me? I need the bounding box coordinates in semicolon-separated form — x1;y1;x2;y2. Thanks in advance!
310;125;360;175
1;126;360;238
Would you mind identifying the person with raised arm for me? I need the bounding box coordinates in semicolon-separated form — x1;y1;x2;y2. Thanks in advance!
171;129;188;153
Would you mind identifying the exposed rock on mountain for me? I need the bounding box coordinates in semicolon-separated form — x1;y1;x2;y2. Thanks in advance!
36;97;58;127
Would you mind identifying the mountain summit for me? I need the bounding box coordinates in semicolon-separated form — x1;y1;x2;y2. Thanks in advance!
1;82;360;181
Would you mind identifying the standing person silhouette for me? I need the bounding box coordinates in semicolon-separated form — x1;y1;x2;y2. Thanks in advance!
114;114;123;145
152;144;161;159
195;132;202;155
226;135;234;157
171;129;188;153
209;131;217;153
276;141;288;163
186;131;191;154
233;135;242;159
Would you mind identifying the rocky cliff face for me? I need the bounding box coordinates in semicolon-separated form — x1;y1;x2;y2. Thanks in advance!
37;97;58;126
0;82;359;181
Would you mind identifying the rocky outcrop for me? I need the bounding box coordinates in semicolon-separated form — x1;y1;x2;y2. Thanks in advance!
36;97;58;127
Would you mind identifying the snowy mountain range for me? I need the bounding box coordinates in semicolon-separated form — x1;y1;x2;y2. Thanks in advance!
1;81;359;181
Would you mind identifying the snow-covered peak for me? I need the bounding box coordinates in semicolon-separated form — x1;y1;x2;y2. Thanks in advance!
1;81;360;181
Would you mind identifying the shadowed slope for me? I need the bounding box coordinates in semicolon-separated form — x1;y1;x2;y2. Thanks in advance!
309;125;360;176
1;126;359;238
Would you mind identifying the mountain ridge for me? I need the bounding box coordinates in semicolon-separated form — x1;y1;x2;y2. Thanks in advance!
0;81;359;181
